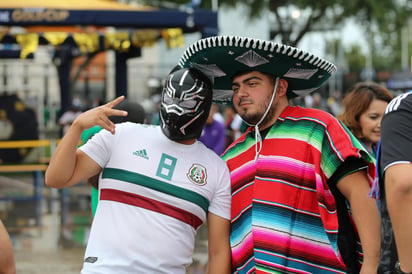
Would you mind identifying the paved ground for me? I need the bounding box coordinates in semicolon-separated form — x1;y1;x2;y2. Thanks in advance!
15;248;84;274
4;178;208;273
15;248;207;273
11;214;208;273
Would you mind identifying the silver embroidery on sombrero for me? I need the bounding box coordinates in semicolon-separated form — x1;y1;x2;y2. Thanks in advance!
284;68;318;80
235;50;269;67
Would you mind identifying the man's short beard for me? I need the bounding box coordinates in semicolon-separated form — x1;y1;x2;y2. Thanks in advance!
243;113;261;125
242;102;275;127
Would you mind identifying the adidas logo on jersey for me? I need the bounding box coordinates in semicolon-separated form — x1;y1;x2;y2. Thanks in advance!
133;149;149;159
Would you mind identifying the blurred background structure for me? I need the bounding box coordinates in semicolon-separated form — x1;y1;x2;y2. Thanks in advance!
0;0;411;272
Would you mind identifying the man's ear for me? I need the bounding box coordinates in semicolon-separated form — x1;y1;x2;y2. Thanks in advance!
277;79;288;96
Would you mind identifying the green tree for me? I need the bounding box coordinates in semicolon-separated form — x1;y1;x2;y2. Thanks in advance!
140;1;408;45
138;0;410;72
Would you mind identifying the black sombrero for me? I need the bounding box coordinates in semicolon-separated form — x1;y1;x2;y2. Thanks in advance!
178;35;337;103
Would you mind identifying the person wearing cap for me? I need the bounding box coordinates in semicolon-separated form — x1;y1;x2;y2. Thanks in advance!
179;35;380;273
59;101;83;136
45;67;231;273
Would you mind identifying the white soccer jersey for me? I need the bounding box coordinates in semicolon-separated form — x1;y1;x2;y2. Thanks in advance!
79;123;231;274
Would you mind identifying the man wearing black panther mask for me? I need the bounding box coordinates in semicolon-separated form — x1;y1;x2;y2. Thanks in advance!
45;67;231;274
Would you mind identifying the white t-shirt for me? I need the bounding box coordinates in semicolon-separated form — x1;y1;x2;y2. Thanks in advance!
79;123;231;274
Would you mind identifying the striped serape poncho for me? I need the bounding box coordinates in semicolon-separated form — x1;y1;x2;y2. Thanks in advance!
222;106;376;274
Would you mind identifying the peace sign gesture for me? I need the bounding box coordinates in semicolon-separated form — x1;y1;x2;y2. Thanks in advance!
73;96;128;134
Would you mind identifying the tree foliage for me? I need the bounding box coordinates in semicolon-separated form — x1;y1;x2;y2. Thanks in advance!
138;0;411;73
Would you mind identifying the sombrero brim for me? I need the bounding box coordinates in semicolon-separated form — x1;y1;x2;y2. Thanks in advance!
178;35;337;103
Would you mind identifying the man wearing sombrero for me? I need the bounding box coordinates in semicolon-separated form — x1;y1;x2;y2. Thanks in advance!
179;36;381;273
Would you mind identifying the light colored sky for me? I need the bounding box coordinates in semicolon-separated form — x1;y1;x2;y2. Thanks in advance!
217;7;367;60
299;19;367;58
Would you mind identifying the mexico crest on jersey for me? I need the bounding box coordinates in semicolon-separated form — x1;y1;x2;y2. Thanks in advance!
187;164;207;186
